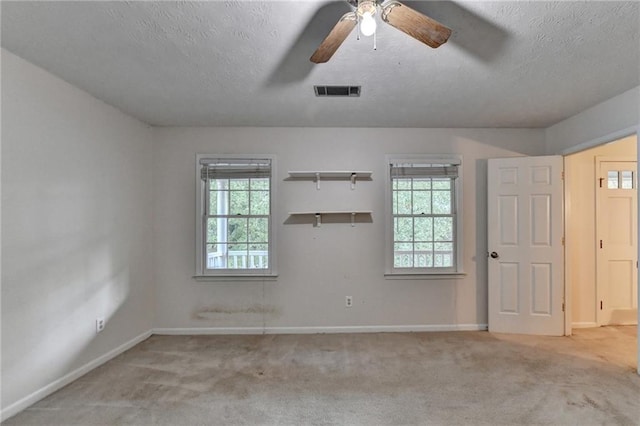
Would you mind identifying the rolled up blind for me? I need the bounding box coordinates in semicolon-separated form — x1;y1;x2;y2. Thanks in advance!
200;158;271;180
390;162;459;179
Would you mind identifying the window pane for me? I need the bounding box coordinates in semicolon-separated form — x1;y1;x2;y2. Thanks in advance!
415;243;433;268
413;191;431;215
248;218;268;243
608;171;619;189
206;218;219;243
206;244;221;269
414;253;432;268
228;244;249;268
394;251;413;268
228;218;247;242
432;190;451;214
394;217;413;241
415;242;432;251
229;190;249;215
209;183;228;215
394;242;412;252
414;217;433;242
250;178;269;190
212;179;229;190
394;179;411;190
208;189;218;215
621;171;634;189
248;252;268;269
432;179;451;190
230;179;249;190
435;242;453;267
250;190;269;215
395;191;412;214
413;178;431;190
434;217;453;241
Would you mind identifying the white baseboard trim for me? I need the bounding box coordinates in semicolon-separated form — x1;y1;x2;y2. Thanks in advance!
572;322;598;329
153;324;488;335
0;330;152;423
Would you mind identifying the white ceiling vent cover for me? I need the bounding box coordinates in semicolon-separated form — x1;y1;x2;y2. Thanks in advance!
314;86;361;97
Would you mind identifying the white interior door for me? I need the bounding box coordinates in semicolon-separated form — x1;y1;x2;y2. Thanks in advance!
488;156;565;336
596;158;638;325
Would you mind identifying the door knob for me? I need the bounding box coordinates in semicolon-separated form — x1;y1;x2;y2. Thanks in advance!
490;251;499;259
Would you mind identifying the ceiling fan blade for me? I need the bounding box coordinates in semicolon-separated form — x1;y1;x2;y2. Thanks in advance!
310;12;357;63
381;1;451;48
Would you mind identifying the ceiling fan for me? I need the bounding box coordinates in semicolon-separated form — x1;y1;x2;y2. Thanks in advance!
310;0;452;63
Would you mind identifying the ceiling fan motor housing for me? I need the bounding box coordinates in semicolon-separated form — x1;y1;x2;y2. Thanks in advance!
356;0;377;18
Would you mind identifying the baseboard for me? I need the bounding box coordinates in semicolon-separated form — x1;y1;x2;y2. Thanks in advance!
572;322;598;329
0;330;152;422
153;324;488;335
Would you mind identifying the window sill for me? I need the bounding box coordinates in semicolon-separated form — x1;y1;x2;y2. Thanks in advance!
193;274;278;282
384;272;467;280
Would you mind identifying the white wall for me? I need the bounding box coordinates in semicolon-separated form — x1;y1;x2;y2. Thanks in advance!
565;136;637;328
152;127;546;332
1;49;154;417
545;86;640;155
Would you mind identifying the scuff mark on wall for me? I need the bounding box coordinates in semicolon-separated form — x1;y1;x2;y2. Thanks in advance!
193;304;281;321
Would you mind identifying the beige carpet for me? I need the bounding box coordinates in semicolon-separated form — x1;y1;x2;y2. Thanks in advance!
4;326;639;425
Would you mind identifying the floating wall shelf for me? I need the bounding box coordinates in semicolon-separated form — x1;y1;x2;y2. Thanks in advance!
287;171;372;190
288;211;372;227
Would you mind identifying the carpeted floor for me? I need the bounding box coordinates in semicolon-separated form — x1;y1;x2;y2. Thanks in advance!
4;326;639;425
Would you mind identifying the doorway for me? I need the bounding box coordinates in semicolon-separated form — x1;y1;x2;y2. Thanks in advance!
565;135;638;331
595;157;638;325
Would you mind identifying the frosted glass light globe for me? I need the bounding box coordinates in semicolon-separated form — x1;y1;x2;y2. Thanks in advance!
360;12;376;37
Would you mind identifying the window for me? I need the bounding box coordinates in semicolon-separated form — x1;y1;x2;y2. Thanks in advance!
195;156;276;277
607;170;635;189
386;156;463;276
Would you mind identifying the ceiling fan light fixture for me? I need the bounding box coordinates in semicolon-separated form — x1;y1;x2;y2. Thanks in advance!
360;11;376;36
357;0;377;37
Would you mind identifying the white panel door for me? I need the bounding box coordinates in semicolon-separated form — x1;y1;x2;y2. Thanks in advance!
596;159;638;325
488;156;564;335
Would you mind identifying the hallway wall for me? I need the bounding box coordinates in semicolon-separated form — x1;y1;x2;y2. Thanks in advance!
565;135;637;327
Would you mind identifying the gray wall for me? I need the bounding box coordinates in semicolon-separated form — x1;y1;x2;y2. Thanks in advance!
545;86;639;155
152;127;546;332
1;49;155;414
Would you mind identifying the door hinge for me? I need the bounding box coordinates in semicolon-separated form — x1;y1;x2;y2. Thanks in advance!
562;236;565;246
600;300;603;310
599;240;603;249
562;302;565;312
599;177;604;188
561;171;564;180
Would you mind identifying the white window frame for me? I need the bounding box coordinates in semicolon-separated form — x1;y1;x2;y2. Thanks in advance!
194;154;277;280
384;155;465;278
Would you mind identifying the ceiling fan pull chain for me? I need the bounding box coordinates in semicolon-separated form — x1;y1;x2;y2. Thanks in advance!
373;29;377;50
356;13;361;40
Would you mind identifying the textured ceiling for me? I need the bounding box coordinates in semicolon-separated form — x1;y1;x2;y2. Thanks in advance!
2;1;639;128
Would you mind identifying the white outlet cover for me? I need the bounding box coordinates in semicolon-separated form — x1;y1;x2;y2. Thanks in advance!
96;318;105;332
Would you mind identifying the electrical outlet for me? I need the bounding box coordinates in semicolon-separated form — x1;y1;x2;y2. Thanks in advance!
96;317;105;333
345;296;353;308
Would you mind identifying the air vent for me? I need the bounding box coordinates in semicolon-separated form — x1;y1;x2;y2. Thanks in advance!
314;85;361;97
